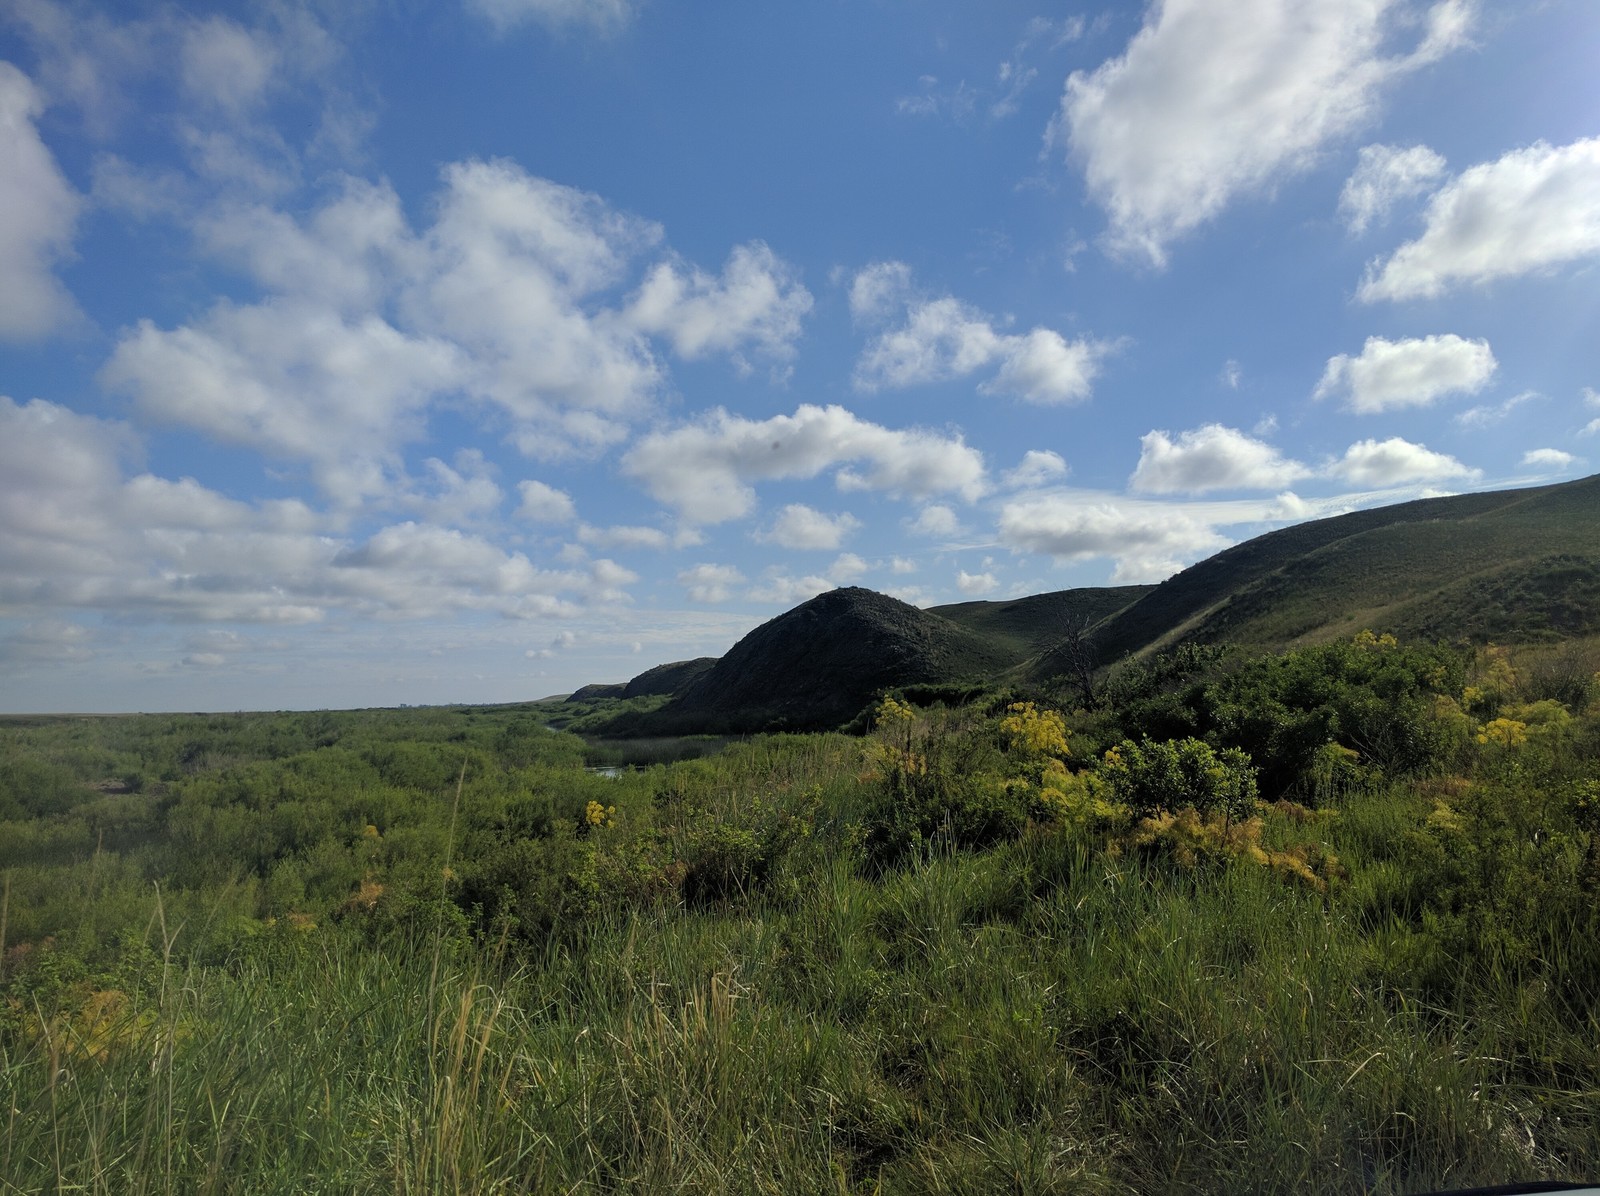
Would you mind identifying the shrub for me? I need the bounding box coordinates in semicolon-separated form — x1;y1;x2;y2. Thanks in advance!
1099;737;1258;823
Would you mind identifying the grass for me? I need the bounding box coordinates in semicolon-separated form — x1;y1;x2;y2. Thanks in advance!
4;823;1592;1193
3;658;1599;1193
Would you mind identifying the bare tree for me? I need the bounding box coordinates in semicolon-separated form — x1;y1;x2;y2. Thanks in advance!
1056;610;1100;707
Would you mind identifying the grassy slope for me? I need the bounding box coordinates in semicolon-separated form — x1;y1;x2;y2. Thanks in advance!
1089;474;1600;662
932;586;1153;660
621;587;1020;733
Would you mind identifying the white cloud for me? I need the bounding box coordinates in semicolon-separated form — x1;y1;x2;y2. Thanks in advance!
1330;437;1480;486
758;504;861;551
1003;449;1069;489
623;404;986;524
956;570;999;596
908;504;962;539
197;178;418;313
104;158;828;506
516;479;577;523
1456;390;1539;429
998;493;1231;582
466;0;634;34
1584;388;1600;410
1056;0;1473;265
747;571;835;606
413;159;663;450
0;63;83;340
1339;143;1448;234
1221;360;1242;389
678;563;744;604
1582;420;1600;438
1314;334;1496;414
577;523;670;551
988;328;1107;404
410;452;503;524
1521;448;1578;473
180;16;277;113
1131;425;1311;494
626;242;812;367
830;553;869;583
0;395;631;627
891;557;918;575
852;269;1107;404
1361;137;1600;301
849;260;914;320
102;301;465;506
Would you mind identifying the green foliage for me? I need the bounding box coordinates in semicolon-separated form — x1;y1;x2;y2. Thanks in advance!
3;658;1600;1193
1100;736;1259;822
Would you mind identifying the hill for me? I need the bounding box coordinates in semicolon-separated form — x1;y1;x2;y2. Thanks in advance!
931;585;1153;659
612;587;1021;734
621;657;718;699
1076;473;1600;668
576;475;1600;733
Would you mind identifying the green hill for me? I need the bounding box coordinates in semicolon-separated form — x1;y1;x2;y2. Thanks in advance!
932;585;1153;659
1079;473;1600;666
579;475;1599;732
621;657;718;699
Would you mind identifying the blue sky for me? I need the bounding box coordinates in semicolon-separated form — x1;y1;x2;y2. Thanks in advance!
2;0;1597;712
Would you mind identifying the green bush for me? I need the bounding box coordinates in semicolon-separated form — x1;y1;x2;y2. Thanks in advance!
1099;736;1259;822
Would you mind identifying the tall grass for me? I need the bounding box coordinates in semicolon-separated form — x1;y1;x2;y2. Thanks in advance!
3;689;1598;1193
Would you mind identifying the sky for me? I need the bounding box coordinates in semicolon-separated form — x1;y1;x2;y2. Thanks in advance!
1;0;1598;713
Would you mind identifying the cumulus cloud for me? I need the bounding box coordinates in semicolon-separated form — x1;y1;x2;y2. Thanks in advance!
757;504;861;551
1361;137;1600;301
102;301;465;506
466;0;634;34
747;571;835;606
409;452;503;524
678;563;744;603
180;15;278;113
956;570;999;596
998;494;1231;582
516;479;577;523
0;396;625;627
907;504;962;539
1339;143;1448;234
1330;437;1480;486
1314;334;1496;414
830;553;869;583
104;159;818;505
851;264;1108;404
627;242;812;367
849;260;914;320
1521;448;1578;473
1003;450;1069;489
1056;0;1473;265
0;63;83;340
1131;424;1311;494
577;524;670;551
623;404;986;524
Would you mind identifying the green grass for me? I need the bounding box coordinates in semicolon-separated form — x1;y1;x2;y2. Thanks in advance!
3;653;1599;1193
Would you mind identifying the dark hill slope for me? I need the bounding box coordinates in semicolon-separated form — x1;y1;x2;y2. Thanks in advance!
621;657;718;699
1082;474;1600;665
933;586;1152;659
661;587;1016;733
